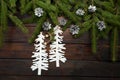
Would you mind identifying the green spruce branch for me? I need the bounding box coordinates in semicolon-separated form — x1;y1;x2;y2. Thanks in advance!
91;22;97;54
8;14;29;33
20;0;33;14
0;0;7;46
48;12;58;25
57;3;79;23
0;27;4;47
29;14;47;43
1;0;8;32
36;1;56;12
0;0;119;62
111;27;118;62
9;0;17;8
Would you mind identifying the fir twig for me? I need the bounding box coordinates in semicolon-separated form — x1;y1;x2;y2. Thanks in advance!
0;0;7;46
57;3;78;23
111;27;118;62
29;14;47;43
9;0;16;8
8;14;29;33
1;0;8;32
91;23;97;54
48;12;58;25
0;27;4;47
36;1;56;12
20;1;32;14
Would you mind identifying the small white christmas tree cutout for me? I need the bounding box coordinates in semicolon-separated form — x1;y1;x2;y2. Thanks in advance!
31;32;48;75
49;25;67;67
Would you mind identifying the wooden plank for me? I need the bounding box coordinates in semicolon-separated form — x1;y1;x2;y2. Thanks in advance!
0;76;120;80
0;43;93;60
6;25;120;44
0;59;120;77
5;26;91;43
5;26;29;42
0;42;118;61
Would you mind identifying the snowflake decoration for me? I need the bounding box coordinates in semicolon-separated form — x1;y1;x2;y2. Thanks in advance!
97;21;106;31
49;25;67;67
42;21;52;31
34;7;44;17
31;32;48;75
58;17;67;26
88;5;96;12
69;25;80;35
76;9;85;16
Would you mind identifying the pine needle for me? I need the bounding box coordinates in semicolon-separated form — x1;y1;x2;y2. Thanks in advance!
29;14;47;43
0;27;4;47
8;14;28;33
58;3;78;23
91;24;97;54
111;27;118;62
48;12;58;25
1;0;8;32
9;0;17;8
20;1;32;14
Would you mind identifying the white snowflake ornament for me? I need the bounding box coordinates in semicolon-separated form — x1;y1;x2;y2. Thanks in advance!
31;32;48;75
70;25;80;35
76;9;85;16
49;25;67;67
34;7;44;17
97;21;106;31
42;21;51;31
88;5;96;12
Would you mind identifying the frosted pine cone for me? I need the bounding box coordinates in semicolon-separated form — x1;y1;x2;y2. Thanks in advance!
42;22;51;31
69;25;80;35
97;21;106;31
88;5;96;12
76;9;85;16
34;7;44;17
58;17;67;26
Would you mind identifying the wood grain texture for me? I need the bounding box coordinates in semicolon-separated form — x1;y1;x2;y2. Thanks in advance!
0;76;120;80
0;25;120;80
5;25;106;44
0;59;120;77
0;42;119;61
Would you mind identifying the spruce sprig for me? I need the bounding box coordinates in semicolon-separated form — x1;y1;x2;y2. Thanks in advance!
1;0;8;32
29;14;47;43
0;0;7;46
111;27;118;62
8;14;29;34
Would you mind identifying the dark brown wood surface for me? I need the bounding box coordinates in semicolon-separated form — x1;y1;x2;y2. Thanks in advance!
0;25;120;80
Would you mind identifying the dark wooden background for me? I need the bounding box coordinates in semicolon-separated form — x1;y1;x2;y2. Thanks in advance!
0;24;120;80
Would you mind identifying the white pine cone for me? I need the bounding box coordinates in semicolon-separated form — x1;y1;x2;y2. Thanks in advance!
97;21;106;31
76;9;85;16
88;5;96;12
58;17;67;26
42;22;51;31
34;7;44;17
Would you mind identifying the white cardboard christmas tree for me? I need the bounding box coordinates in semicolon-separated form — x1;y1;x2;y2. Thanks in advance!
31;32;48;75
49;25;67;67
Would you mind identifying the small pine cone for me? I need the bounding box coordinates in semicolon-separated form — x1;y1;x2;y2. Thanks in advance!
34;7;44;17
97;21;106;31
69;25;80;35
76;9;85;16
58;17;67;26
42;22;51;31
88;5;96;12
